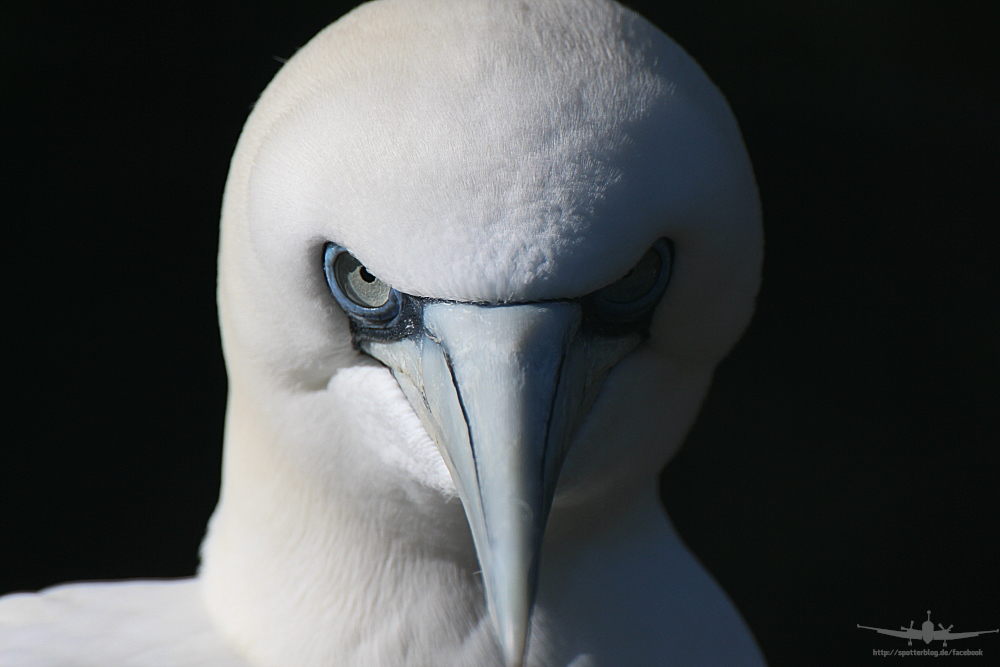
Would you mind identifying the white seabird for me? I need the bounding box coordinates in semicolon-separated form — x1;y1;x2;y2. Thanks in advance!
0;0;766;665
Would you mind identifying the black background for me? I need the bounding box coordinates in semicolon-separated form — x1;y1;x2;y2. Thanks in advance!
4;1;998;665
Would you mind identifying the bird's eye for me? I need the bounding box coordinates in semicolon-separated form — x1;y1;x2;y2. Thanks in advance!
323;243;402;325
597;247;662;304
585;238;673;327
334;252;391;308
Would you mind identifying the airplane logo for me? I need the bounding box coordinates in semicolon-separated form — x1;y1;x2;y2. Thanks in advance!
858;611;998;646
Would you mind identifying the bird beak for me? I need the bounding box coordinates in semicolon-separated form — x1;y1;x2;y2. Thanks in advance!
364;301;636;667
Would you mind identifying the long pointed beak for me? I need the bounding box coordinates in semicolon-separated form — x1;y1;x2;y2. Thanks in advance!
365;302;578;666
364;301;639;666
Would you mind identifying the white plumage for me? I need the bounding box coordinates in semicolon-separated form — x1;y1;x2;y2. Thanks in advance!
1;0;765;665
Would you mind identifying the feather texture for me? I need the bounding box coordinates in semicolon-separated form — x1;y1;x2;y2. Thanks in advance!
0;580;250;667
2;1;765;664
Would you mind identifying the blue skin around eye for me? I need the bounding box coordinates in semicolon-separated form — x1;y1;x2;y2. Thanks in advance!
323;243;403;324
588;238;673;322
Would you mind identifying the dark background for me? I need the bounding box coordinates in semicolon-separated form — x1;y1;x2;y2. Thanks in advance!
3;1;997;665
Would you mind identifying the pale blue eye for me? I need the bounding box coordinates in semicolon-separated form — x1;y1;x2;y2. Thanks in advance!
597;247;662;304
334;252;392;308
324;243;402;324
590;238;673;321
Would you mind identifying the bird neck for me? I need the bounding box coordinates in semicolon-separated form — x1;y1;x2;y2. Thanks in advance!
196;381;742;666
199;383;499;666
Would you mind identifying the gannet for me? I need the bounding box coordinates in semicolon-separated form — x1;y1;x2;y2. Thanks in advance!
0;0;765;665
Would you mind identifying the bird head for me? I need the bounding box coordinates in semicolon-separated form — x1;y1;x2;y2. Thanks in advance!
206;0;761;665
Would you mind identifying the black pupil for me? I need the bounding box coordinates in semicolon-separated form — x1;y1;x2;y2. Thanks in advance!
359;267;376;283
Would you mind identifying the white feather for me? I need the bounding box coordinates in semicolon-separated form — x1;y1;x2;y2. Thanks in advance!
2;0;765;665
0;580;250;667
